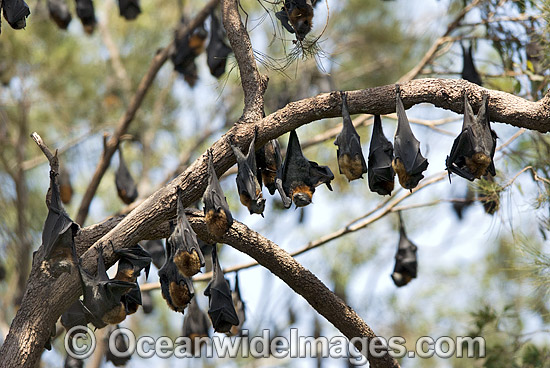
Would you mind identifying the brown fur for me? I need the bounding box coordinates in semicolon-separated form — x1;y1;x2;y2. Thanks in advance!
60;184;72;204
465;153;491;179
102;303;127;324
168;282;192;311
290;184;313;207
338;154;365;181
205;209;230;239
174;249;202;277
239;192;252;209
114;268;135;283
189;34;206;54
377;179;395;196
262;170;277;187
289;5;313;38
392;158;414;190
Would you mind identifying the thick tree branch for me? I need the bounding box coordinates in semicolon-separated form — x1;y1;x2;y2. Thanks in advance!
75;0;220;225
186;211;400;368
222;0;267;121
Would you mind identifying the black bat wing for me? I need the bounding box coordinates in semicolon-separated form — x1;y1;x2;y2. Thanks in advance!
282;130;312;205
61;300;89;330
117;0;141;20
461;42;482;86
393;89;429;189
42;170;79;262
474;95;497;174
334;92;367;181
182;298;210;338
204;247;239;333
2;0;30;29
368;115;395;195
230;273;246;336
206;12;232;78
47;0;72;30
114;244;152;281
115;149;138;204
141;239;165;269
308;161;334;191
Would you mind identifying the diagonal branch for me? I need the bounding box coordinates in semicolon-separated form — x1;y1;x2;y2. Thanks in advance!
185;211;400;368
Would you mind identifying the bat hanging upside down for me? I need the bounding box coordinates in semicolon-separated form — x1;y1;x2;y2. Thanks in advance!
203;149;234;239
334;91;368;181
282;130;334;208
275;0;316;41
446;93;497;182
230;132;266;216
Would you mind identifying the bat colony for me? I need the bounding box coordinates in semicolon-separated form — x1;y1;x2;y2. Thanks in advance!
23;1;504;361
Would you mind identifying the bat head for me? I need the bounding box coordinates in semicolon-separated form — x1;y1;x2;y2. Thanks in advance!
289;3;314;41
291;184;313;207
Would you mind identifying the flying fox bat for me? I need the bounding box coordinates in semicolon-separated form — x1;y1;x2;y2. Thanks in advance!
230;273;246;336
207;12;232;78
78;247;136;328
159;235;195;313
2;0;30;29
105;325;131;366
391;213;418;287
115;148;138;205
204;246;239;333
141;239;165;269
75;0;96;34
256;138;292;207
446;94;496;181
230;133;266;216
113;243;151;314
117;0;141;20
47;0;72;30
392;87;429;190
461;42;482;86
276;0;314;41
172;17;207;84
368;115;395;196
182;297;210;354
171;192;205;277
334;92;367;181
203;149;234;239
282;130;334;208
41;170;79;276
